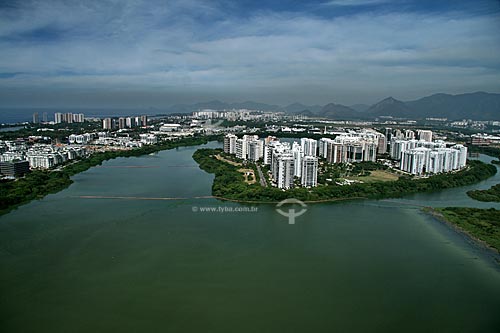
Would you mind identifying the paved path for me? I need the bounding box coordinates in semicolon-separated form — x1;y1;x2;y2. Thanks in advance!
256;165;268;187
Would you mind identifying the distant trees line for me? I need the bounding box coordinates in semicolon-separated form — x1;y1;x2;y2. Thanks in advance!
193;148;497;203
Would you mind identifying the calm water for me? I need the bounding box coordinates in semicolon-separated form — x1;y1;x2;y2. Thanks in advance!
1;143;500;332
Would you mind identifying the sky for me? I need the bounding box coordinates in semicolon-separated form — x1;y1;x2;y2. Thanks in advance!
0;0;499;108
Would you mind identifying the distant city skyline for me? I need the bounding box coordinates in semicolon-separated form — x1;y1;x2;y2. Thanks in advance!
0;0;499;108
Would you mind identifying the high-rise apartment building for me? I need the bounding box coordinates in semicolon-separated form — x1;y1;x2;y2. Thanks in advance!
400;144;467;175
301;138;317;156
301;156;318;187
292;142;303;178
276;154;295;189
102;118;113;130
418;130;433;142
223;134;237;154
54;113;63;124
73;113;85;123
118;117;126;129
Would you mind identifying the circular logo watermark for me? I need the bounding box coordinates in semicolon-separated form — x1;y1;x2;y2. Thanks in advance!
275;198;308;224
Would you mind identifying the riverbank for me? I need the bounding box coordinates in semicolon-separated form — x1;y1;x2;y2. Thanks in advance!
0;135;221;216
193;148;498;203
424;207;500;257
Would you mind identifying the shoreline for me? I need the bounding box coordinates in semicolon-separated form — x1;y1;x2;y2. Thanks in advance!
423;207;500;261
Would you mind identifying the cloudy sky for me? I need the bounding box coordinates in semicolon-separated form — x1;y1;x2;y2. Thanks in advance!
0;0;499;108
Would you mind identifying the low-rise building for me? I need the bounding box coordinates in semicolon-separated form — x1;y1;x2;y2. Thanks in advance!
0;160;30;177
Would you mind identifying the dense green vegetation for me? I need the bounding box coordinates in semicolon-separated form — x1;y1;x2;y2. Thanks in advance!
435;207;500;252
193;148;497;202
467;184;500;202
0;135;219;215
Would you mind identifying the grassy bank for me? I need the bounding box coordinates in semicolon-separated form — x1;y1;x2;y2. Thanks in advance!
430;207;500;253
193;148;498;203
0;135;220;216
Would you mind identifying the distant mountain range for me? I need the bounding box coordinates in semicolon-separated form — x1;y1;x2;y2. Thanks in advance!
165;92;500;120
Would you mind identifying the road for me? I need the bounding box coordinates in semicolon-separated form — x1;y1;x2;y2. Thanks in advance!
256;164;268;187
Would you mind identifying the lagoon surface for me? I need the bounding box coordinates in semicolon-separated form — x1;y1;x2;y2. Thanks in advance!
1;142;500;332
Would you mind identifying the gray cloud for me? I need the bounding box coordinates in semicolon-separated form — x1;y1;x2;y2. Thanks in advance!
0;0;499;107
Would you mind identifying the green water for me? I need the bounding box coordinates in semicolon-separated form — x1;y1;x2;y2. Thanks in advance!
1;143;500;332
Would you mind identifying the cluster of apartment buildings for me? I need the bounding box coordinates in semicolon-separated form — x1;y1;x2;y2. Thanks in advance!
69;133;95;144
26;145;87;169
318;130;384;164
32;112;85;124
223;134;264;162
32;112;48;124
223;131;387;189
224;134;319;189
0;129;161;175
91;132;158;147
388;129;467;175
0;140;87;171
193;109;283;122
54;112;85;124
102;116;148;130
266;138;319;189
470;133;500;146
223;127;469;187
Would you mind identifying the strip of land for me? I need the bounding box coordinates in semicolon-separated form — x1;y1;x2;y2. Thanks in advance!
427;207;500;254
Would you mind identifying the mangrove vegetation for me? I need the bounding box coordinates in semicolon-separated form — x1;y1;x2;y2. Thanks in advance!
435;207;500;252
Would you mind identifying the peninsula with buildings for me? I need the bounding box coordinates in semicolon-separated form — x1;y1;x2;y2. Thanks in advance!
220;129;468;191
193;129;494;203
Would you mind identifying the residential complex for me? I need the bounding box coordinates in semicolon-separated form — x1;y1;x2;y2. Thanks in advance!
389;129;467;175
224;134;319;189
318;130;381;163
224;134;264;162
0;141;87;170
222;127;469;188
103;116;148;130
301;156;318;187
